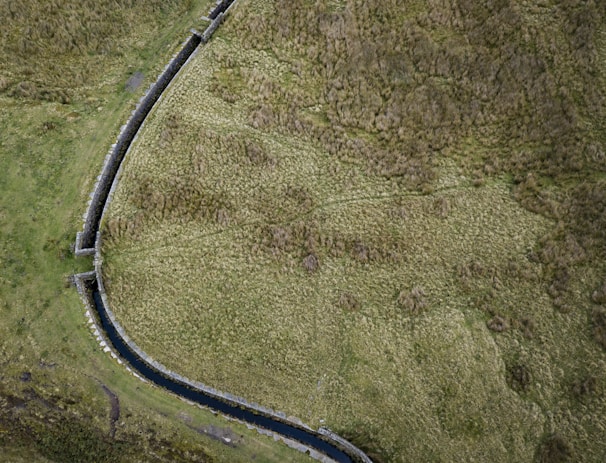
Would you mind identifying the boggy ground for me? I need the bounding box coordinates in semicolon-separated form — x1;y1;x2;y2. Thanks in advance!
104;0;606;461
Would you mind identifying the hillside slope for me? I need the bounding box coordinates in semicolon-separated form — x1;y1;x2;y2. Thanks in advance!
103;0;606;462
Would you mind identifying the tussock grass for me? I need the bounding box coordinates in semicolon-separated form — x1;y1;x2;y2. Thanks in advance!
104;0;606;461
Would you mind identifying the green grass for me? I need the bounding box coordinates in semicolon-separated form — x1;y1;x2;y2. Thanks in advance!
0;1;315;462
102;1;606;461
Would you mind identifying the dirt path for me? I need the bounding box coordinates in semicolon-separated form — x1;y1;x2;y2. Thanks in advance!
100;384;120;438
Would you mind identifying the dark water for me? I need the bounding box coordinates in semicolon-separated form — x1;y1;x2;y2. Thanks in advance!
90;282;354;462
209;0;234;19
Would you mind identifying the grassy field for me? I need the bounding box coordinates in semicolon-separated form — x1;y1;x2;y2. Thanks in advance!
0;1;314;462
102;0;606;462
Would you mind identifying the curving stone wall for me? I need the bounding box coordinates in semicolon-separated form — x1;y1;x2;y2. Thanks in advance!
76;32;202;253
73;1;373;462
76;1;232;254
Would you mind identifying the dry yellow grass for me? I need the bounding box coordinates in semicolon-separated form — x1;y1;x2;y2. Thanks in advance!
103;1;606;461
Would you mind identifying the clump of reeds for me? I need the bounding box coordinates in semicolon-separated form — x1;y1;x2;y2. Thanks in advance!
337;292;360;312
302;253;319;273
592;279;606;304
570;376;597;399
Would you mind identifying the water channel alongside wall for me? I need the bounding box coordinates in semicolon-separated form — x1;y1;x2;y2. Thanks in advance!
73;2;372;462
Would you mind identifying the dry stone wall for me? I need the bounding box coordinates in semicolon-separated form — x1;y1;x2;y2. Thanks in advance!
73;1;373;462
76;32;202;253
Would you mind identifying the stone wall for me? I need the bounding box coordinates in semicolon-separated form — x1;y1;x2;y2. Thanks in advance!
76;2;242;255
201;13;224;43
73;1;373;461
76;33;202;252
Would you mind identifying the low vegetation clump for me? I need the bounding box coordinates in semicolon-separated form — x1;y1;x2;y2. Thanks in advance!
538;433;573;463
103;0;606;461
592;307;606;350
